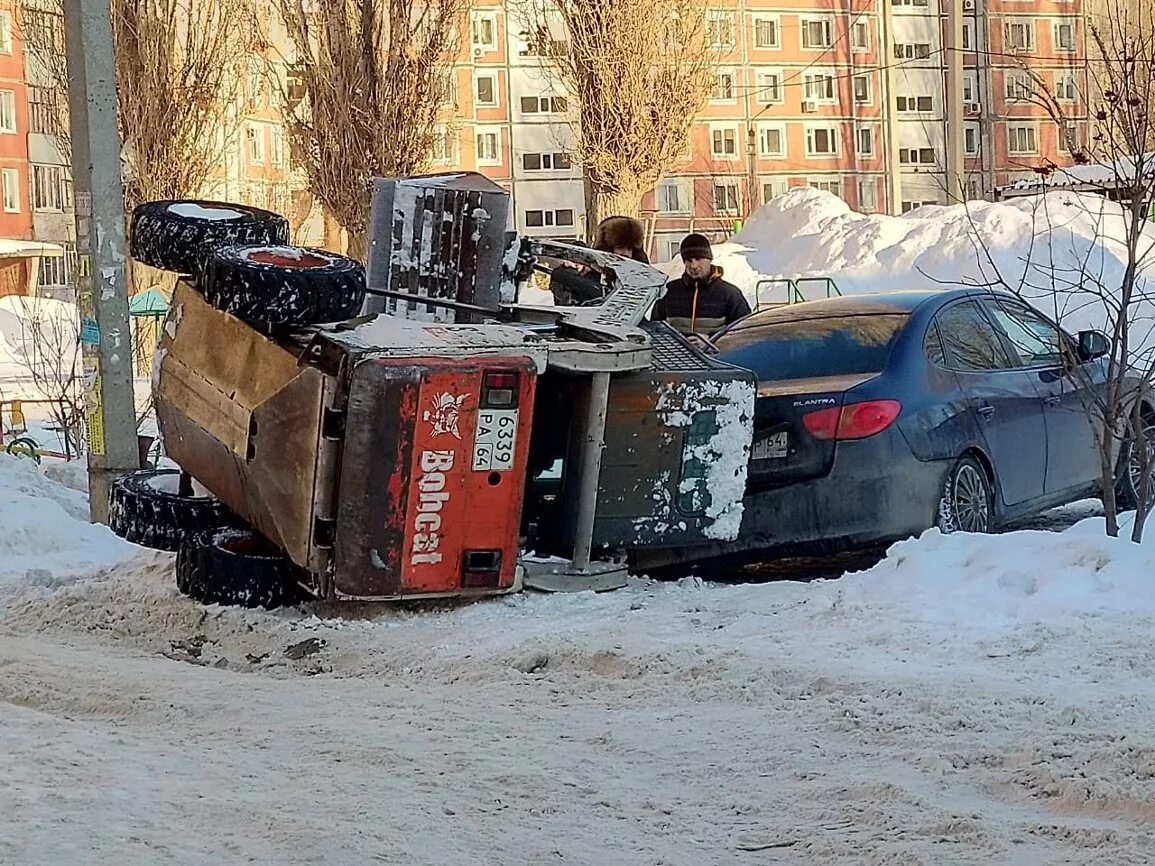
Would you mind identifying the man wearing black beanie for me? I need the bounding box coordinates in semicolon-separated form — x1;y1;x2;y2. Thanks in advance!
651;232;751;339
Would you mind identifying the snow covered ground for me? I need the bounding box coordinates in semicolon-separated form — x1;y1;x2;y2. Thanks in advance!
1;458;1154;865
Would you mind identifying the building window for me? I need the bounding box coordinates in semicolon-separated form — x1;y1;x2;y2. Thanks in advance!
753;16;780;49
1005;71;1033;102
0;12;12;55
0;91;15;134
714;181;740;214
520;95;568;114
432;127;457;163
803;73;836;102
810;179;841;197
891;0;931;7
899;147;938;165
963;72;978;103
801;18;834;49
858;180;878;212
443;78;458;107
902;200;928;213
711;126;738;158
805;126;839;157
1053;21;1076;51
657;179;691;214
37;253;70;288
472;13;498;51
707;10;735;48
524;208;575;228
1007;123;1038;155
857;127;875;156
853;74;871;104
476;131;500;163
1054;71;1078;102
755;70;783;104
894;42;932;60
758;124;786;157
711;70;736;102
2;168;18;212
29;88;62;136
964;123;980;155
1004;21;1035;51
270;127;285;167
851;21;870;51
246;125;265;164
762;178;789;202
476;74;498;106
896;95;934;113
962;21;975;50
32;164;70;212
522;152;573;171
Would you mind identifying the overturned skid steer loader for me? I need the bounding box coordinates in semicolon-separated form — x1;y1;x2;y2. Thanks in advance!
117;173;755;606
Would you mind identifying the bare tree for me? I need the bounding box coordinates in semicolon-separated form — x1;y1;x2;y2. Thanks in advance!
962;0;1155;541
273;0;464;261
25;0;256;212
517;0;716;228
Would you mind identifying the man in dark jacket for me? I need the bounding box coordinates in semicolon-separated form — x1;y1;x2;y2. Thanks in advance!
651;233;750;339
549;216;650;305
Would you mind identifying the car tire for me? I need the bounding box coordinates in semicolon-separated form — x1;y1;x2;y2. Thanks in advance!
130;200;290;276
1115;413;1155;511
108;469;239;552
176;528;309;609
937;455;994;534
197;244;366;329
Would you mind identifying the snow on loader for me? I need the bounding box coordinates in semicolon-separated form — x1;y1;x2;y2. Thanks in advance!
109;173;756;607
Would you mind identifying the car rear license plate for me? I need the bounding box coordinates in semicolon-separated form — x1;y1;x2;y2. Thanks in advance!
472;409;518;471
752;431;788;460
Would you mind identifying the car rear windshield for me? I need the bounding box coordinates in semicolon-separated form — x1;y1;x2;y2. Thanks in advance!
713;314;910;382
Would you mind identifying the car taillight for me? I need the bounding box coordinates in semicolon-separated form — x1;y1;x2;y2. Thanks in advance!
803;400;901;441
482;371;520;409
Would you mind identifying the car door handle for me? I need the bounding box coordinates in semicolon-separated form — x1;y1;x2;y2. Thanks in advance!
1043;395;1062;406
977;405;995;419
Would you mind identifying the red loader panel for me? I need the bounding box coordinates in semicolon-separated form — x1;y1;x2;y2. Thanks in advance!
333;355;536;599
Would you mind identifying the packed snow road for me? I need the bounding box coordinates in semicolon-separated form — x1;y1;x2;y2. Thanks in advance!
1;458;1153;865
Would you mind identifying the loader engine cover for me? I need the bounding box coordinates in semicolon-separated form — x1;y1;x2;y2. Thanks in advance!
333;355;537;599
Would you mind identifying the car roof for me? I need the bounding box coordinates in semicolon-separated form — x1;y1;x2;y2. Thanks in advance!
731;288;998;327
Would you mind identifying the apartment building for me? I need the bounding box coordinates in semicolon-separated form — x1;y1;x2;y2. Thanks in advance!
437;0;1089;261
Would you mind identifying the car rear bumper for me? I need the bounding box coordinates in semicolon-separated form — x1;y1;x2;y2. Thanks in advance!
630;429;951;572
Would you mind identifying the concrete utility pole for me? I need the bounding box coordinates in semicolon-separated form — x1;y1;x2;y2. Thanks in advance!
945;0;966;203
63;0;140;522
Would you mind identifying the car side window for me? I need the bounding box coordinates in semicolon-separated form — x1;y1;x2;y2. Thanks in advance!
933;300;1014;372
924;320;947;366
983;301;1066;368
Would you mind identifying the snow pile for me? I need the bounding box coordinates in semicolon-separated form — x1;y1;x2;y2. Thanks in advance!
0;455;135;588
660;189;1155;355
831;516;1155;631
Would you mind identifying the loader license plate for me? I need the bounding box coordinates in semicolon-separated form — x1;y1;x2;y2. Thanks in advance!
752;431;788;460
472;409;518;471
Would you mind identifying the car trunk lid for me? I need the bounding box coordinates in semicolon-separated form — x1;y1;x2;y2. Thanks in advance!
748;373;878;489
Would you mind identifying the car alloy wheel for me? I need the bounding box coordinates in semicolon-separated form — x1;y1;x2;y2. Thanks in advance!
939;456;993;534
1127;421;1155;507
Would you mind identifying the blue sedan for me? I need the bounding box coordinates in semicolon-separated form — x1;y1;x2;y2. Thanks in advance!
636;289;1153;571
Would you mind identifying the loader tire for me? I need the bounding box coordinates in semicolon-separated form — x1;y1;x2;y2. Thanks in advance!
176;528;308;609
108;469;238;552
197;244;366;329
130;200;290;276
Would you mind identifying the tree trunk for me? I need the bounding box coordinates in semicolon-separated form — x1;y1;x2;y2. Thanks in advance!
586;181;645;231
346;230;368;264
322;207;345;254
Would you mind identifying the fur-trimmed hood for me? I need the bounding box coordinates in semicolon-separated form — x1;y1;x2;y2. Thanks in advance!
593;216;649;263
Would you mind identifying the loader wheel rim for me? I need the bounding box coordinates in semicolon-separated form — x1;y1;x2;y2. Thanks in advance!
242;247;333;269
953;463;991;533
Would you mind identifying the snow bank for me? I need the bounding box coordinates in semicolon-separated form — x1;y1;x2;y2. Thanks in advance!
829;516;1154;632
0;455;135;589
660;189;1155;359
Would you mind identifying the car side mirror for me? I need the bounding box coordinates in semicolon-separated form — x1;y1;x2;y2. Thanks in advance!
1077;329;1110;361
